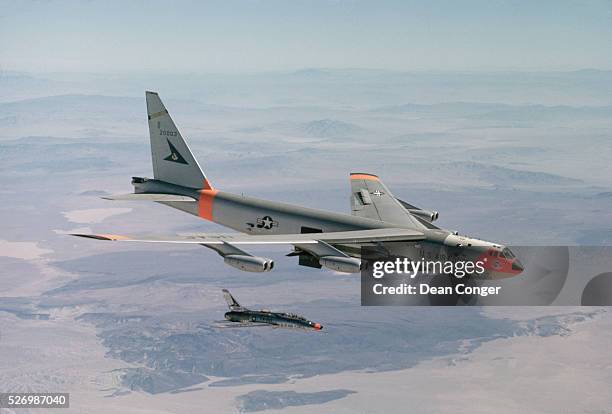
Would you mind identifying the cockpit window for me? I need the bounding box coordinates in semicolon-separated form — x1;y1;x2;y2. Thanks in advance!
501;248;516;259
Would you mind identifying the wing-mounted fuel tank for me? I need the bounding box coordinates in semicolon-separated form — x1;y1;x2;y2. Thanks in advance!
204;242;274;273
396;199;439;222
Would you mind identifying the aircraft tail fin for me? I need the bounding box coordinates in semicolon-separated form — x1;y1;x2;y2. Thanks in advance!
145;91;212;190
222;289;243;311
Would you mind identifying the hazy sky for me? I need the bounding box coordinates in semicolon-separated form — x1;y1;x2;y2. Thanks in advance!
1;0;611;73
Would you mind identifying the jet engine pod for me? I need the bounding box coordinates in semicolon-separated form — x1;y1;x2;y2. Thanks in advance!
408;208;439;222
319;256;361;274
224;254;274;272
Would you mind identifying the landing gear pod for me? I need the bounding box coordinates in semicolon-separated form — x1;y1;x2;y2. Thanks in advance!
224;255;274;272
319;256;361;273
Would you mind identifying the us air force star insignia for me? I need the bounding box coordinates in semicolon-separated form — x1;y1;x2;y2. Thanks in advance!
164;139;188;164
372;190;384;196
256;215;276;229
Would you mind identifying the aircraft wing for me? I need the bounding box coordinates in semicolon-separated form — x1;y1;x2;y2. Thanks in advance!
349;173;424;227
71;228;425;245
349;173;440;228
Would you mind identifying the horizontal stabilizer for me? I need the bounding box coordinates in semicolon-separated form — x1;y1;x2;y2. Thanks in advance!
102;193;196;202
71;228;425;245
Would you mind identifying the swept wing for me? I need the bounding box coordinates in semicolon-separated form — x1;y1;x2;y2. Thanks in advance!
71;228;425;245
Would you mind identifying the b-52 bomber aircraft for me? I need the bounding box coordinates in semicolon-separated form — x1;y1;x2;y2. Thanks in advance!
72;91;523;278
217;289;323;331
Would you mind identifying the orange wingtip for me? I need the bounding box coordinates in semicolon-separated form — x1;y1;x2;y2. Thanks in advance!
71;233;130;241
350;173;380;181
99;234;131;241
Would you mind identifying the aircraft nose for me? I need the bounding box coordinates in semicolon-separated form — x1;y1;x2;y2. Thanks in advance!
313;323;322;330
512;259;524;273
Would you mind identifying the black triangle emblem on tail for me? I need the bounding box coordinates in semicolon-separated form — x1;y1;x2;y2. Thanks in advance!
164;139;188;164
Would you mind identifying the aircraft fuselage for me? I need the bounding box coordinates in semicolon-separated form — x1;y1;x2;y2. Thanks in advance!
133;177;523;278
224;310;322;330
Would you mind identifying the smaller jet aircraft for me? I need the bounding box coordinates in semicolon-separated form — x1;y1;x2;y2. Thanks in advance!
218;289;323;331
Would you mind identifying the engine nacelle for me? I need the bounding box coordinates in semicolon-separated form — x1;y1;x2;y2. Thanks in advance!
319;256;361;274
407;208;439;222
224;255;274;272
